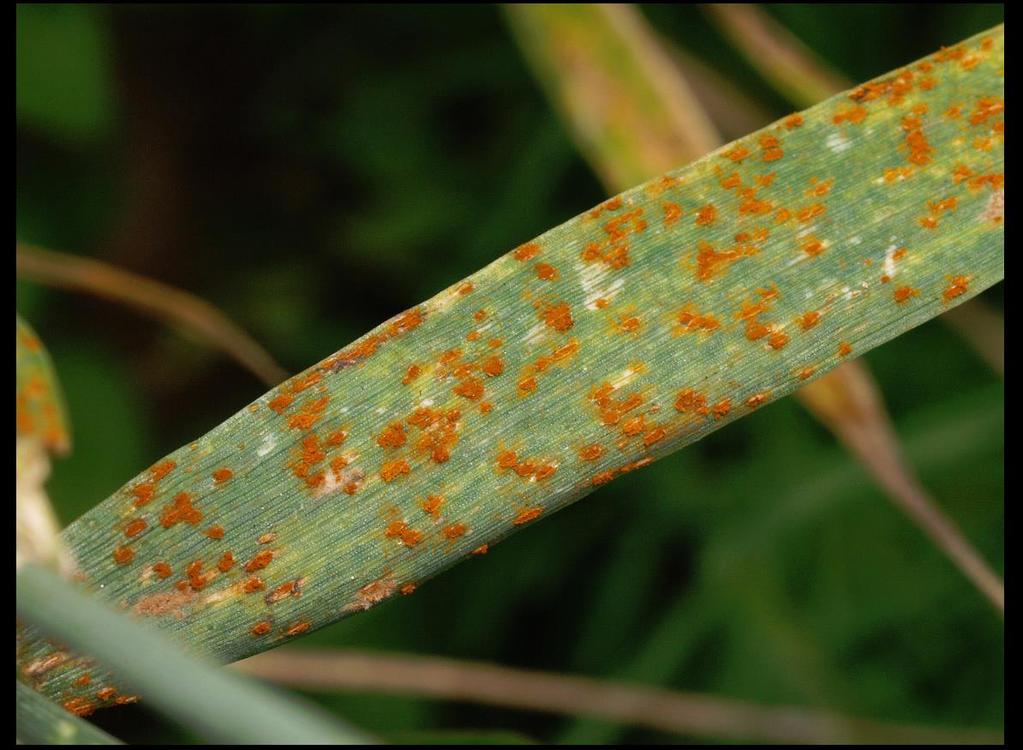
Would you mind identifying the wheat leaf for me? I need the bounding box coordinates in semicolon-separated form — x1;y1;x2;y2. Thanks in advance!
16;680;121;745
17;25;1003;711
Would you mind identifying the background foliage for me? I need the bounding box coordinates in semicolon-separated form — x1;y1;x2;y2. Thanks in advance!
16;4;1003;744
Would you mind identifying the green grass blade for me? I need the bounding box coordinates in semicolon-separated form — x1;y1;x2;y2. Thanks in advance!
16;680;122;745
16;564;374;744
17;315;70;454
17;25;1003;711
17;316;75;576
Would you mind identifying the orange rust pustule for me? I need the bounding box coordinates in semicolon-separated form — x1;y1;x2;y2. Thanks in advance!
643;427;668;447
746;393;769;408
212;468;233;484
535;262;559;280
663;202;683;225
759;133;784;161
943;275;971;302
96;687;117;702
113;546;134;565
604;207;647;241
402;364;423;385
513;242;540;261
285;621;311;636
407;406;460;463
443;523;467;539
205;525;225;539
266;579;303;604
251;621;272;637
453;376;485;401
725;145;750;163
540;302;574;332
151;460;177;481
380;458;411;482
153;561;173;579
902;115;933;166
244;550;274;573
894;286;920;303
384;521;423;547
695;204;717;226
326;429;348;447
321;308;424;372
674;304;720;334
768;331;790;350
375;422;407;449
833;105;868;125
268;394;294;414
124;518;147;538
161;492;202;528
420;494;445;517
130;482;156;508
128;459;177;507
695;240;758;282
217;551;235;572
513;507;543;526
969;95;1004;127
243;577;265;593
801;236;825;257
287;396;330;430
287;371;322;394
799;311;822;330
186;560;207;591
674;389;709;416
481;355;505;377
589;382;645;427
63;697;96;717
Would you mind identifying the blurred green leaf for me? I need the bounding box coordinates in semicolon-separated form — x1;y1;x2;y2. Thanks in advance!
16;681;121;745
16;4;116;145
17;564;373;744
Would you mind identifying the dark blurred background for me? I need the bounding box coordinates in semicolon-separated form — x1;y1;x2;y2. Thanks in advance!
16;4;1003;744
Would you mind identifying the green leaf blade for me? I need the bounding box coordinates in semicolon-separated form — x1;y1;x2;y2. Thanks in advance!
18;25;1003;709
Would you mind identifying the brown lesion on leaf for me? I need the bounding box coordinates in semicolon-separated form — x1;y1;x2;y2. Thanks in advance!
62;696;97;717
343;573;398;614
265;577;305;605
21;651;68;678
982;189;1004;224
133;588;196;619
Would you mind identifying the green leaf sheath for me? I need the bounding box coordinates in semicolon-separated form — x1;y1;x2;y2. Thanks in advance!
17;27;1003;714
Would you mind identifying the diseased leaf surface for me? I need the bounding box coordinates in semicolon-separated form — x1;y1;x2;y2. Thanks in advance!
17;26;1003;715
